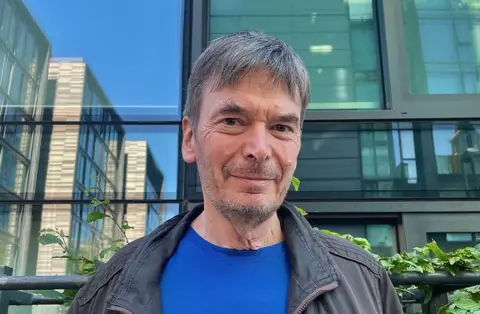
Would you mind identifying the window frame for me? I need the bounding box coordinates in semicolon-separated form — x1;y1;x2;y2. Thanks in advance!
402;213;480;251
187;0;480;122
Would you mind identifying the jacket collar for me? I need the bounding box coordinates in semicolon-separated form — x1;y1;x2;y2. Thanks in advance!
107;201;339;314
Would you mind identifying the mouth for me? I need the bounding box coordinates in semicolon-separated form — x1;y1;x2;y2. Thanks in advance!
230;175;274;185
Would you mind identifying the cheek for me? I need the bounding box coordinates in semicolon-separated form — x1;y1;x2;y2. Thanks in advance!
278;142;300;173
202;135;235;168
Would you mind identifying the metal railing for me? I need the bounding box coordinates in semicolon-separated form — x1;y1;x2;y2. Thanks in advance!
1;265;480;313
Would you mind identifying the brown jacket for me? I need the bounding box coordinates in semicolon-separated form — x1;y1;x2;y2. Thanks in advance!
67;202;404;314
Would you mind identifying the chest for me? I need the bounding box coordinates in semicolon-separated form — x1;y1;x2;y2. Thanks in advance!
160;242;291;314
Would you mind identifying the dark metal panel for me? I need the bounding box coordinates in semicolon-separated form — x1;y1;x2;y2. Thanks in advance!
297;200;480;213
304;108;480;122
187;200;480;214
190;0;208;65
402;213;480;250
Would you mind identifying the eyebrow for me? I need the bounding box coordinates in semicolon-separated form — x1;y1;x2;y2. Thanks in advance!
275;113;300;126
213;99;246;117
213;99;300;126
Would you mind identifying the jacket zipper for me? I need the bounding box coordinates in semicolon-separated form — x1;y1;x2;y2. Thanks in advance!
293;281;339;314
109;305;134;314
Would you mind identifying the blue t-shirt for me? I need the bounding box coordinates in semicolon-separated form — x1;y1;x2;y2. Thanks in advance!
160;227;290;314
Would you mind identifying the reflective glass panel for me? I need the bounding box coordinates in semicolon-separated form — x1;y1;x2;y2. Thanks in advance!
428;232;480;252
0;123;179;202
403;0;480;94
209;0;383;110
311;222;396;256
189;120;480;200
9;0;185;121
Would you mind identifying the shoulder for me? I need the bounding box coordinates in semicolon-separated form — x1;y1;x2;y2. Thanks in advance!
313;229;383;278
74;211;188;305
75;236;147;306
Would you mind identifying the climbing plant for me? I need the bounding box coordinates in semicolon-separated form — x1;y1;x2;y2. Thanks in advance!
38;178;133;303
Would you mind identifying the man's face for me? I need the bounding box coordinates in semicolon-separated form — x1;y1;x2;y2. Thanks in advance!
182;72;302;227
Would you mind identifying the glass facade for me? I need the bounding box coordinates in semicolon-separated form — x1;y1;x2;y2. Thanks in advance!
0;3;478;312
312;221;396;256
0;0;185;286
0;0;50;276
403;0;480;94
209;0;383;110
190;120;480;200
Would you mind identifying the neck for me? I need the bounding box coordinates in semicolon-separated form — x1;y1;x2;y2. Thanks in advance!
191;200;284;250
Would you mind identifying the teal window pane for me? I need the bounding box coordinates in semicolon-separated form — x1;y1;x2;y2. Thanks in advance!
311;223;396;256
209;0;383;110
428;232;480;252
403;0;480;94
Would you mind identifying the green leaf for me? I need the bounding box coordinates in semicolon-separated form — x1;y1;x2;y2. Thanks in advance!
39;234;60;245
99;247;119;259
422;287;433;304
121;220;134;230
86;211;106;223
426;241;448;261
295;206;307;216
39;228;56;233
62;289;78;299
291;176;300;192
449;256;461;265
454;297;480;310
79;261;96;275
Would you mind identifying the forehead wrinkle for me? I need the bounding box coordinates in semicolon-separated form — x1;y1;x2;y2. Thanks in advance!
206;69;300;105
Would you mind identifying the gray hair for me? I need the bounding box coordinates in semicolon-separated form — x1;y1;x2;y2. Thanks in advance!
183;30;310;129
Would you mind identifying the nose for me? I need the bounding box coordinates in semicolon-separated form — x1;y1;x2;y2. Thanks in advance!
242;124;271;162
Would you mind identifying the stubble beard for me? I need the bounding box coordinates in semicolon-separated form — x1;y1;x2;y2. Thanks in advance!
197;152;285;232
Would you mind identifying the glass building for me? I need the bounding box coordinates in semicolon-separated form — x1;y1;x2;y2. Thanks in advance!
1;0;480;298
33;59;127;276
0;0;50;275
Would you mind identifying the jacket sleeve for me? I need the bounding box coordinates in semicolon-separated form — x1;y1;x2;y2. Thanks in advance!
378;267;404;314
65;295;86;314
65;288;110;314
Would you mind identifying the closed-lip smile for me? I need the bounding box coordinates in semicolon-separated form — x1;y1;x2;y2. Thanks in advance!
231;175;273;181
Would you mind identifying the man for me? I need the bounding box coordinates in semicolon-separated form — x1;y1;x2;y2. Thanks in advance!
68;31;403;314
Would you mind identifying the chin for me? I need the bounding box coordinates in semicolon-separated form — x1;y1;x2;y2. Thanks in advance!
230;193;281;210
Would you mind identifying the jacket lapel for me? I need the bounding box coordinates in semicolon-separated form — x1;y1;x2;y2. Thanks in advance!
279;203;339;313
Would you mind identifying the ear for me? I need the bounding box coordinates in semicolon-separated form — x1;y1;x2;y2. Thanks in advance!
182;117;197;163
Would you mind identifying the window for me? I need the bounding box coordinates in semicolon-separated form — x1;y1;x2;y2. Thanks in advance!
9;64;22;103
209;0;383;110
311;220;397;256
403;0;480;95
188;120;480;200
432;122;480;197
0;147;26;195
124;203;180;240
124;125;179;201
0;3;12;42
428;232;480;253
1;56;12;92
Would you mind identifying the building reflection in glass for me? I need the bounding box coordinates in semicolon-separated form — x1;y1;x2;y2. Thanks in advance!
35;59;126;276
0;0;50;272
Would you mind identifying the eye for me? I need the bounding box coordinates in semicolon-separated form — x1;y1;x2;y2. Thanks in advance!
222;118;238;126
273;124;293;132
